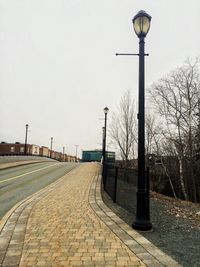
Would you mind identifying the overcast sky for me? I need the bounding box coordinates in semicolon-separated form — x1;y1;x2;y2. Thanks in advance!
0;0;200;157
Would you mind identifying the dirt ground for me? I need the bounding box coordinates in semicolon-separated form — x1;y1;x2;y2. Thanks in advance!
102;190;200;267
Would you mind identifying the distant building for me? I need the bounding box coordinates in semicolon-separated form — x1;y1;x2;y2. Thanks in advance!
82;150;115;163
0;142;28;155
54;151;62;161
0;142;79;162
0;142;41;156
30;145;40;155
39;146;50;157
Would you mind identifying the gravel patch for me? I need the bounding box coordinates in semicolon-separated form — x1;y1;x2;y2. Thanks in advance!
102;190;200;267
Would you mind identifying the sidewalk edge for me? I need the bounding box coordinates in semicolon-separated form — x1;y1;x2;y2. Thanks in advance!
89;172;182;267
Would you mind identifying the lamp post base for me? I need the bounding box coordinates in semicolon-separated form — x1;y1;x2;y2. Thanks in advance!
132;220;152;231
132;190;152;231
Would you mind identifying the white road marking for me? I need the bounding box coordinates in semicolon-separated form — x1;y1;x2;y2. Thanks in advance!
0;163;60;184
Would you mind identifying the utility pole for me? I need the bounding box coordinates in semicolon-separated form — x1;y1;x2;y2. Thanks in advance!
63;146;65;162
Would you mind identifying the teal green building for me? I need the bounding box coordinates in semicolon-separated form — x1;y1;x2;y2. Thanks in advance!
82;150;115;163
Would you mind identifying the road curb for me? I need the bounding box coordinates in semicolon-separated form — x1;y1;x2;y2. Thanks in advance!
0;160;51;171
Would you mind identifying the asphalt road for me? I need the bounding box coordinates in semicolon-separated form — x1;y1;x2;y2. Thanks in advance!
0;161;78;219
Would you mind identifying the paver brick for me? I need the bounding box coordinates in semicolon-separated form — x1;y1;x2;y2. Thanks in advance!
18;164;146;267
0;164;146;267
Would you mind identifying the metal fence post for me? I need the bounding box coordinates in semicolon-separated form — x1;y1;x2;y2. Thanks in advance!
103;163;108;191
113;167;118;203
146;167;150;219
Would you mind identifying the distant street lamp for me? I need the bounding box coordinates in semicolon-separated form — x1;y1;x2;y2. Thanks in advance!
63;146;65;162
50;137;53;158
132;10;152;231
24;124;29;155
102;107;109;187
75;145;78;162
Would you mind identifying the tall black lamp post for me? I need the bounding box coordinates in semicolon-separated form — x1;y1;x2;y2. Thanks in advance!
132;10;152;231
102;107;109;187
24;124;29;155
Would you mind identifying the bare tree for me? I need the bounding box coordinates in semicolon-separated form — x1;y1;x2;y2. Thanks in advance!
149;58;200;201
146;114;177;198
145;114;160;155
109;90;137;166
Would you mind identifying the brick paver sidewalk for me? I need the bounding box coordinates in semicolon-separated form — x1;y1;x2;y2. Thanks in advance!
18;163;145;267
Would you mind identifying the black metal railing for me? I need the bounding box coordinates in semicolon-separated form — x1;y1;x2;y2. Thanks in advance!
103;163;149;215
